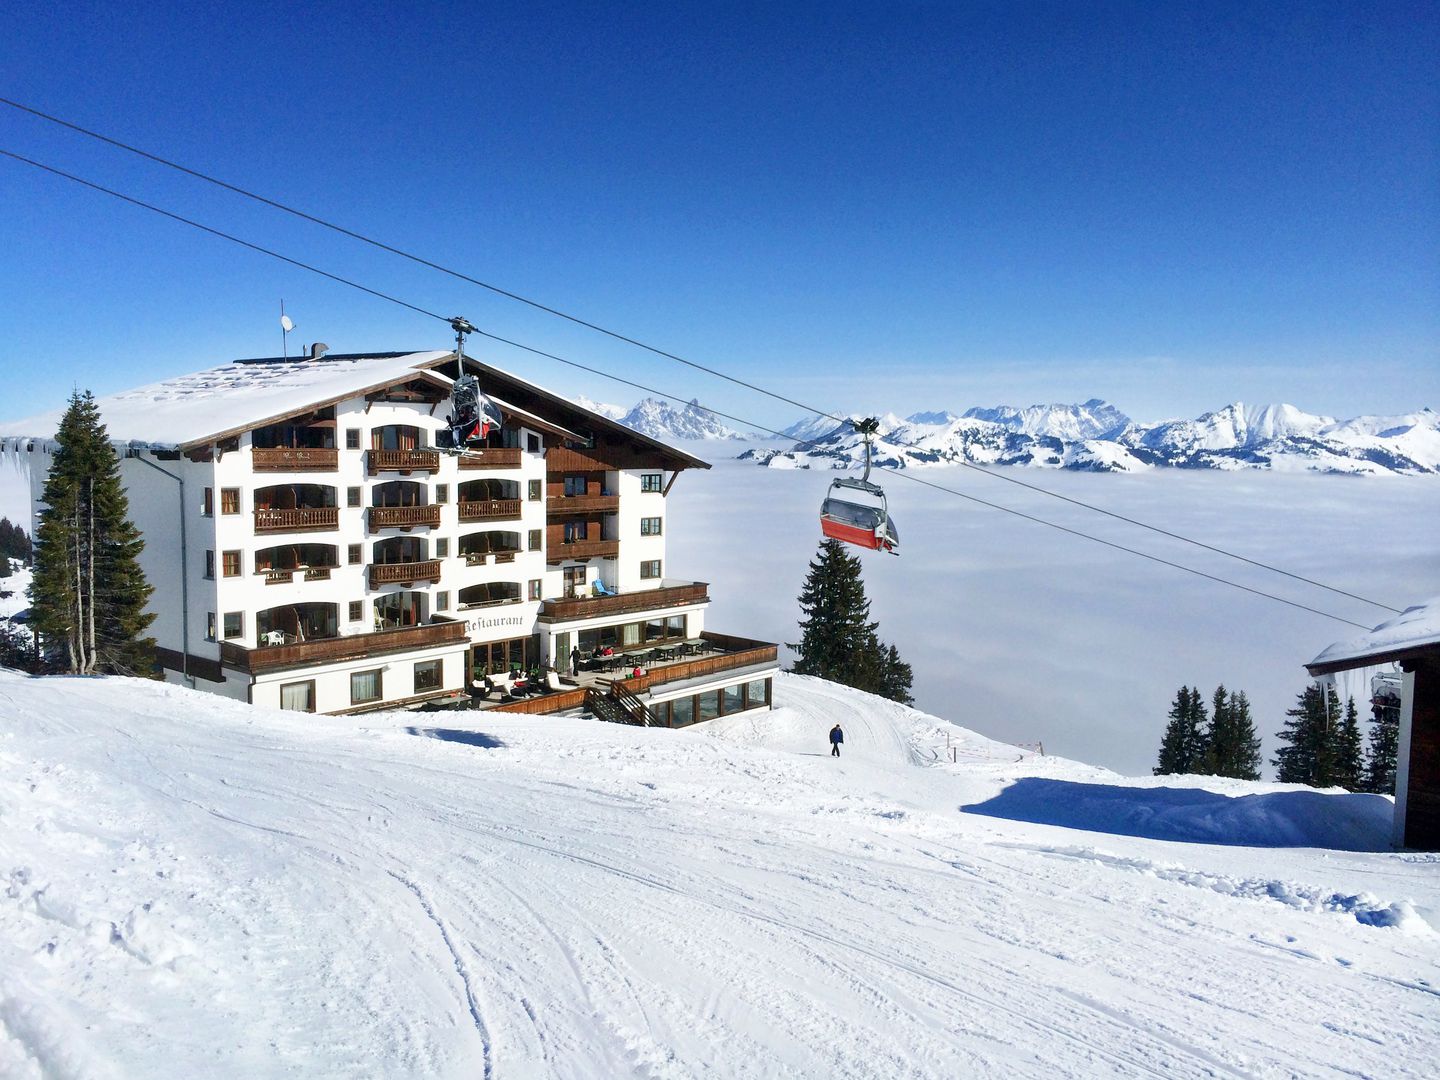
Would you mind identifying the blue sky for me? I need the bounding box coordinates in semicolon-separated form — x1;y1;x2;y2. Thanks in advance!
1;0;1436;429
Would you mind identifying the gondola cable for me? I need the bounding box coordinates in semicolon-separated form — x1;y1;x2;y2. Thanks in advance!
0;145;1383;630
0;96;1402;614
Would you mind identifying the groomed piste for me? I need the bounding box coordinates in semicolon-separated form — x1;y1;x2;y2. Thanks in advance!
2;668;1436;1078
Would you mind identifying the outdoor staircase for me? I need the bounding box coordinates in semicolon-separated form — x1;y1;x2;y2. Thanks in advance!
585;679;654;727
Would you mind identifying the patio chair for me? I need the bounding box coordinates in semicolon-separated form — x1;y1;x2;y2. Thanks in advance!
593;580;618;597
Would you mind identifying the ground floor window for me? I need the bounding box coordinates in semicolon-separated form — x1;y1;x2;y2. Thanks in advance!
577;614;686;655
651;676;772;727
414;659;443;693
280;680;315;712
351;669;383;704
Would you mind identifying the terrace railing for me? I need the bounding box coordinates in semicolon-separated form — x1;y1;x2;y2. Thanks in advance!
251;447;338;472
368;560;442;587
220;620;467;675
368;504;441;530
458;498;523;523
538;581;708;621
458;447;523;469
547;493;619;514
368;448;440;475
253;507;340;533
547;539;618;562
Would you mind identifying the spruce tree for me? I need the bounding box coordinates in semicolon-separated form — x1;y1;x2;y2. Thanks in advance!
877;642;915;706
1155;685;1208;775
1333;696;1364;791
1363;686;1401;794
789;538;912;703
1274;684;1342;787
30;390;155;675
1201;685;1263;780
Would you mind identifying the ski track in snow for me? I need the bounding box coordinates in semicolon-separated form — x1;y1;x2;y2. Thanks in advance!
2;669;1438;1078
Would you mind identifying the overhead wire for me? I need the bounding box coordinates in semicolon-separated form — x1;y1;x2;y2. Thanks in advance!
0;95;1402;615
0;143;1382;630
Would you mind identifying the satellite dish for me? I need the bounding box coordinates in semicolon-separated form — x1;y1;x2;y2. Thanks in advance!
280;315;295;332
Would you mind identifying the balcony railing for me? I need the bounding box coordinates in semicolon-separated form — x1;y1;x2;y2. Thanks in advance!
262;569;293;585
539;581;709;621
304;566;332;581
547;539;618;562
458;498;522;523
368;504;441;530
251;447;338;472
368;448;440;475
253;507;339;533
494;551;517;564
368;560;442;587
220;620;468;675
547;493;619;514
458;447;523;469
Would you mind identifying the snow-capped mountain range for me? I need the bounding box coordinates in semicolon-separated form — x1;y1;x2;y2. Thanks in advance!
747;400;1440;475
574;395;748;440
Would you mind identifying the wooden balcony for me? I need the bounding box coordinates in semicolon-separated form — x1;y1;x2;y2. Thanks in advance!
369;560;442;587
220;620;467;675
547;493;619;514
494;551;517;564
262;569;293;585
368;504;441;530
304;566;332;581
368;448;440;475
458;498;522;523
253;507;339;533
547;539;618;563
251;447;338;472
539;581;708;621
458;447;523;470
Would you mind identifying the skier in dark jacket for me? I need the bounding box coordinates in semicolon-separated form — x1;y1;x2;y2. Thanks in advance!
829;724;844;757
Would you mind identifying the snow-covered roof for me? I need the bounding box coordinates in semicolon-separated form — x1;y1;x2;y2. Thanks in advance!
0;351;451;450
1306;596;1440;675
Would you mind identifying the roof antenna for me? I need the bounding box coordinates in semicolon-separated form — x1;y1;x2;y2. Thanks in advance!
280;301;295;359
450;316;475;378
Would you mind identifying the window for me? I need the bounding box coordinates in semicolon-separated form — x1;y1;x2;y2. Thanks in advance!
414;659;443;693
528;479;542;501
564;521;585;543
640;560;661;580
347;487;361;508
667;614;685;638
202;487;213;516
671;695;695;728
528;529;541;551
564;475;587;497
746;679;769;709
436;484;449;504
348;544;362;565
280;681;316;712
436;538;449;558
698;689;721;722
351;669;383;704
204;550;215;579
222;550;242;578
436;591;449;612
723;683;744;715
640;517;662;536
205;612;217;641
528;578;542;601
220;488;240;515
222;611;244;639
348;600;363;622
345;428;361;450
641;473;663;493
527;433;541;453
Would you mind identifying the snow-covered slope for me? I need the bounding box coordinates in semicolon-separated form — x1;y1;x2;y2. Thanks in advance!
758;402;1439;475
3;669;1435;1078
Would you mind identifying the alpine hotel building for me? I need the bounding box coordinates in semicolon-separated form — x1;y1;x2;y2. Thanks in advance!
2;347;779;723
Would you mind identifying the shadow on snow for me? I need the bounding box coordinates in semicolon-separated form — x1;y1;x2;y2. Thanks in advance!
961;777;1393;851
405;726;507;750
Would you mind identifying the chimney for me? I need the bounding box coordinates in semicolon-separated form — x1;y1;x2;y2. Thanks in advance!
309;342;329;360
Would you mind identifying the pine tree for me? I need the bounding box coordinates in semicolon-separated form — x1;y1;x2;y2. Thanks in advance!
1201;685;1263;780
1333;696;1364;791
1274;683;1342;787
1363;684;1401;794
789;539;912;703
877;642;915;706
29;390;155;675
0;517;31;563
1155;685;1208;775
